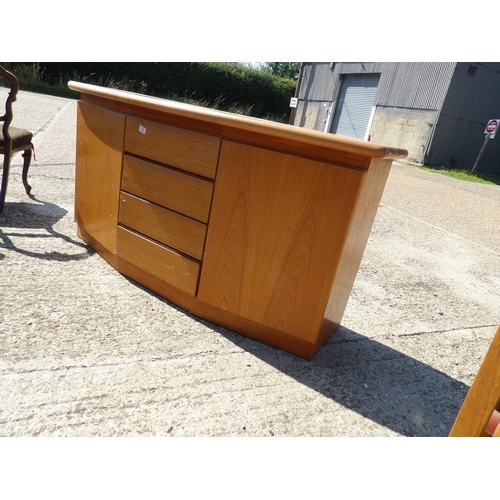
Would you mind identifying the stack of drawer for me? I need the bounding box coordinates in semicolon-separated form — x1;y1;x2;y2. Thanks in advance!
116;116;221;296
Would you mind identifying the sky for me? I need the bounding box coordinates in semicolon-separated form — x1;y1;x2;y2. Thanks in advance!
6;4;492;63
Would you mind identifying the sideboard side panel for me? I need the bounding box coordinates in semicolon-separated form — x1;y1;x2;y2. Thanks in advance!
317;158;393;351
75;101;125;253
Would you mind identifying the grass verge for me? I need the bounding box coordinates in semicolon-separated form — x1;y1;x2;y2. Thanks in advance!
420;166;500;186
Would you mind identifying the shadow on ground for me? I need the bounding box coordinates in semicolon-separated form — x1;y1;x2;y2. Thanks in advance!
220;324;468;436
128;280;469;437
0;198;92;261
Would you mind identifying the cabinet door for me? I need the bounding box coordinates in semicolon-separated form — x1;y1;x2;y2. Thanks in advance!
198;141;365;343
75;101;125;252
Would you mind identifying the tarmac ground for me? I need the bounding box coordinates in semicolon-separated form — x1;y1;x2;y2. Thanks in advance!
1;88;500;437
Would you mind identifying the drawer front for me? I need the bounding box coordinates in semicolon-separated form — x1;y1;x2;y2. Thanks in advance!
119;192;207;260
125;116;220;179
116;226;200;296
121;154;213;223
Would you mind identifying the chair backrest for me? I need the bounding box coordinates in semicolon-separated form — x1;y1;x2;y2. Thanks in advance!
0;65;20;146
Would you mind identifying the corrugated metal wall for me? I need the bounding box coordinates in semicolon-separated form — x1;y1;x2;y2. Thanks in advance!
296;62;456;112
425;62;500;173
296;63;333;102
375;62;456;109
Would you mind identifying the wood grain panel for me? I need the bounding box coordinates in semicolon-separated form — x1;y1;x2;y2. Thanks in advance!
74;101;125;253
121;154;213;223
118;192;207;260
198;141;365;342
116;226;200;296
317;157;393;352
449;324;500;437
125;116;220;179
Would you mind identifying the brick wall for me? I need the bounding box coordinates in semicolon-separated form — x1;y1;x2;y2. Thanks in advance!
369;106;437;164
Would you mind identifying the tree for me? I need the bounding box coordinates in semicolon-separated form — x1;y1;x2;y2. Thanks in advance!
263;62;301;79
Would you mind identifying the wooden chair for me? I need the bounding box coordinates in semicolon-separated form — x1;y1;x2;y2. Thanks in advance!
449;323;500;437
0;65;34;213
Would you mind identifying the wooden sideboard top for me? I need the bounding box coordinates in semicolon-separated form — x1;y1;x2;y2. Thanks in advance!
68;81;408;164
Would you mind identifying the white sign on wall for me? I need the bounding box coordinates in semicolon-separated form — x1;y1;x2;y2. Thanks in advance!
289;97;298;108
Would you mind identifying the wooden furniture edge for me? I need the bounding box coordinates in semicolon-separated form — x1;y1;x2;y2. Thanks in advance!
68;81;408;161
449;324;500;437
319;157;393;342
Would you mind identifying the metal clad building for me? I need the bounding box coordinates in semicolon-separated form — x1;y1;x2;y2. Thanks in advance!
427;62;500;171
293;62;500;174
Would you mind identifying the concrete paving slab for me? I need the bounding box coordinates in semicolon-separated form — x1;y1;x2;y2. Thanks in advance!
1;89;499;437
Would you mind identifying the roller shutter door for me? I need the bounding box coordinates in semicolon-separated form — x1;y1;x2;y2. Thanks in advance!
331;74;380;139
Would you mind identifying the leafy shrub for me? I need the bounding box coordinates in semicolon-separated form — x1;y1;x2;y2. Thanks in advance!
36;62;297;121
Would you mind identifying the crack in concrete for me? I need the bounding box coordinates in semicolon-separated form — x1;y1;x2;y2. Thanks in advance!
332;324;498;344
0;347;254;376
397;324;498;338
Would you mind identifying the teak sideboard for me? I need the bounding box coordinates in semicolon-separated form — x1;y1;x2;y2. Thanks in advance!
68;81;408;360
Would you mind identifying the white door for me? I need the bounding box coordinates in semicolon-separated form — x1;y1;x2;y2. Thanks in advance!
330;74;380;140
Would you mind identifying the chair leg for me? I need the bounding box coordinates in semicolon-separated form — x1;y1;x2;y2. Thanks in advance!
22;145;33;195
0;153;12;214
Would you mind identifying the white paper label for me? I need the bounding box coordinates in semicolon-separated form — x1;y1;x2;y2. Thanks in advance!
139;125;147;135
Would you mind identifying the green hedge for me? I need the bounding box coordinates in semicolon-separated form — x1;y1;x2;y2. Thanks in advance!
37;62;297;121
